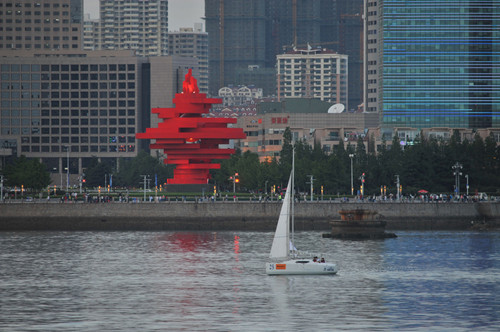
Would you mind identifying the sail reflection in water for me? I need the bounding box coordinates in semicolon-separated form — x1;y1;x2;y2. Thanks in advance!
0;230;499;331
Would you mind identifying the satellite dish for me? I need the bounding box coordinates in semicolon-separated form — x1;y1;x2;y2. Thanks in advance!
328;104;345;113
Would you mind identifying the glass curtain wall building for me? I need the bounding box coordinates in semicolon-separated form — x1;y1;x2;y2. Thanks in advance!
382;0;500;129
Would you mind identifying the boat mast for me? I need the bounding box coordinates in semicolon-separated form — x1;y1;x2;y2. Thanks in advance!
291;146;295;249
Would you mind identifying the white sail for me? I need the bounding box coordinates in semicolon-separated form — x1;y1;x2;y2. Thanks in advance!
269;174;292;260
266;151;338;275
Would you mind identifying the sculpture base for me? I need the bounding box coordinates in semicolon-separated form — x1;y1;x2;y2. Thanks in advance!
165;184;212;194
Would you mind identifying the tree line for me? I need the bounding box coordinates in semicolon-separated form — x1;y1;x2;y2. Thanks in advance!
213;128;500;196
2;128;499;196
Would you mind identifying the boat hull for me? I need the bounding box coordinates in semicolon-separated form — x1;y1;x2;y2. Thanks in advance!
266;259;337;275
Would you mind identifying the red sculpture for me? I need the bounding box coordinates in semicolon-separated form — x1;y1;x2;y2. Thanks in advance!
136;70;246;184
183;68;199;94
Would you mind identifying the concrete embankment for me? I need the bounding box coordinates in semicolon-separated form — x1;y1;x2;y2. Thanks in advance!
1;201;499;231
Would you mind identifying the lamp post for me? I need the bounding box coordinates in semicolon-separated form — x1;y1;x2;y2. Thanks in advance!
140;174;150;202
465;174;469;196
307;175;314;201
109;174;113;193
452;162;463;197
0;174;4;202
349;154;354;195
64;145;69;191
359;172;365;198
232;172;239;193
395;174;400;202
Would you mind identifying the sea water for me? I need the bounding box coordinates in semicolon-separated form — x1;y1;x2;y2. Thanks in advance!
0;230;498;331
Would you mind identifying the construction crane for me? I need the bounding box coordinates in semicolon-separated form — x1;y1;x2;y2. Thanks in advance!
219;0;224;90
292;0;297;48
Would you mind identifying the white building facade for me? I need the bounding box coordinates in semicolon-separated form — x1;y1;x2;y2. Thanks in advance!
99;0;169;56
218;85;263;107
277;48;348;108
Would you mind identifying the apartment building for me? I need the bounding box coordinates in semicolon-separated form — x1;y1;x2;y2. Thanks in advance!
167;25;208;94
99;0;169;56
277;48;348;107
82;13;100;51
0;0;83;51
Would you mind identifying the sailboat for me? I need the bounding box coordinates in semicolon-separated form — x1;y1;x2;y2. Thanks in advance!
265;151;338;275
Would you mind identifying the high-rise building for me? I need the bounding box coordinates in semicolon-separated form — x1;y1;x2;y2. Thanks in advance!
366;0;500;129
99;0;169;56
205;0;364;108
205;0;268;96
0;50;197;184
83;13;100;51
167;25;209;93
277;48;348;106
364;0;379;114
337;1;363;111
0;0;83;51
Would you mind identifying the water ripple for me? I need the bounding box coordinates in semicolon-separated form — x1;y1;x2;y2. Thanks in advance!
0;230;499;331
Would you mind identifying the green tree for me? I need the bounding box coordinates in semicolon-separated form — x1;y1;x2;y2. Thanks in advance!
426;136;450;192
293;140;313;192
260;157;281;194
205;128;500;196
447;129;464;162
484;134;499;173
3;156;51;192
235;150;261;190
355;136;367;168
213;148;241;191
401;136;436;191
114;151;172;187
84;157;112;187
279;127;294;178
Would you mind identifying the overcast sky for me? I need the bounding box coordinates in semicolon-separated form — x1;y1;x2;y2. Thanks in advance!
84;0;205;31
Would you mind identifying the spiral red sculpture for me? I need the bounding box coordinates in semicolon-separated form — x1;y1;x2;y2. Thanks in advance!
136;70;246;184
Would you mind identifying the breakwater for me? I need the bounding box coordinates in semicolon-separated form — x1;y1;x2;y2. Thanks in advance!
1;201;499;231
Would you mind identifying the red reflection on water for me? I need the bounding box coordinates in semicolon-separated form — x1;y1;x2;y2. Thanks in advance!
160;232;216;253
234;235;240;261
232;235;242;314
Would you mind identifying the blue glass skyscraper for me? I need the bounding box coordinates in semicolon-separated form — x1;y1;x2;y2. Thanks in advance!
381;0;500;129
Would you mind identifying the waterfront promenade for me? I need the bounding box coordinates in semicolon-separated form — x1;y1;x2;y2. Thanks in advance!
1;200;499;231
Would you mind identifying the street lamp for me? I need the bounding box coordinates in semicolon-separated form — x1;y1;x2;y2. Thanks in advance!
452;162;463;197
0;174;4;203
349;154;354;195
140;174;150;202
232;172;239;193
465;174;469;196
307;175;314;201
64;145;69;191
395;174;400;202
359;172;365;198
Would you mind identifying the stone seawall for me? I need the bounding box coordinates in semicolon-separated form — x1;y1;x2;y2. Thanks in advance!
1;201;499;231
